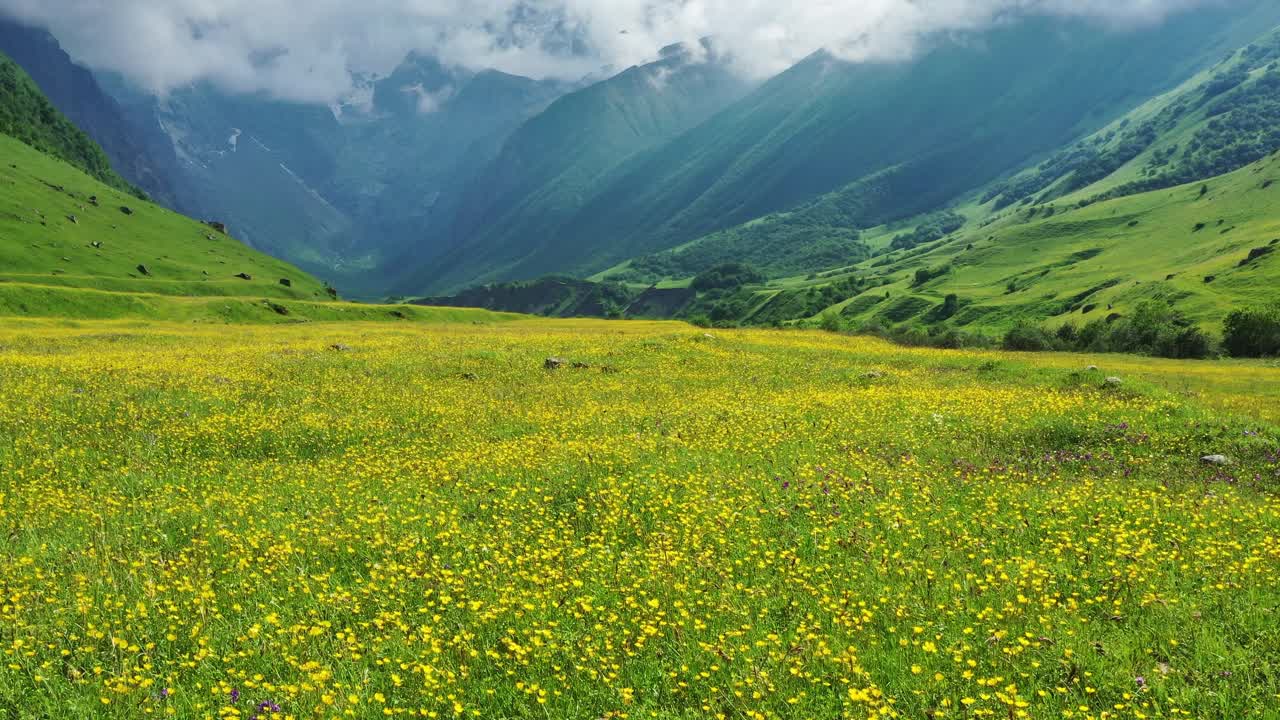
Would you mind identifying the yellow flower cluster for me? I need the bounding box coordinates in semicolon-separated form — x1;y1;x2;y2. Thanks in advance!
0;318;1277;719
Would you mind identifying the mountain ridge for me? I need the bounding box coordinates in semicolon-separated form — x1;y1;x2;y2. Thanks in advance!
411;3;1280;293
0;18;184;207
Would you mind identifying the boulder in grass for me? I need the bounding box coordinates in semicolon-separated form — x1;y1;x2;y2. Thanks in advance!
279;278;292;288
234;272;252;280
544;357;566;370
1104;377;1124;387
136;264;150;276
1201;455;1232;466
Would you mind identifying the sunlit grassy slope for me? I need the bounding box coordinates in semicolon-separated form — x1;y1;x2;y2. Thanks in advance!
833;154;1280;331
571;26;1280;334
0;49;134;194
1;317;1278;718
0;134;513;323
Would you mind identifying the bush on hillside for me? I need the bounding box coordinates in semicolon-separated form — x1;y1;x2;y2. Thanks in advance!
818;309;843;333
860;321;994;351
1223;305;1280;357
1076;302;1214;359
890;212;966;251
1003;322;1059;352
912;264;951;287
1005;302;1216;359
690;263;766;292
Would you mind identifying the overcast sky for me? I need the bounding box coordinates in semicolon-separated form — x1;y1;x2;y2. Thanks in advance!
0;0;1219;104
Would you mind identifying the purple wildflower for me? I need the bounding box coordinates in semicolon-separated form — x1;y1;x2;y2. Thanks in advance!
230;688;240;703
1135;676;1147;689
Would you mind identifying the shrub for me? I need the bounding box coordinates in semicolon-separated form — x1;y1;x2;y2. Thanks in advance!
691;263;765;292
1056;324;1080;345
818;310;844;333
1076;301;1215;359
860;322;993;350
940;294;960;320
913;265;951;287
1223;305;1280;357
1002;322;1059;352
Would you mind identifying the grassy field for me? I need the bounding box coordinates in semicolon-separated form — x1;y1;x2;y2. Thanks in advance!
831;153;1280;333
0;133;355;322
0;316;1277;719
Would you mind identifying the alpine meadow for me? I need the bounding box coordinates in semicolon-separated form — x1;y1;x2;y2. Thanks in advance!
0;1;1279;720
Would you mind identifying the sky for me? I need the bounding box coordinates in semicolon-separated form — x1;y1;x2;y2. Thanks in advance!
0;0;1221;104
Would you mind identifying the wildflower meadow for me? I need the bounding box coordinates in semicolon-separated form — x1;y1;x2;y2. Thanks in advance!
0;318;1277;719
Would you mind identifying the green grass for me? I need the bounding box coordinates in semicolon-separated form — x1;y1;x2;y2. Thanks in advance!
835;153;1280;333
1;318;1278;719
0;134;523;325
0;51;135;194
0;133;325;298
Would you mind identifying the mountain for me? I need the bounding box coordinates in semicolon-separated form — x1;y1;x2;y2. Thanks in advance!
406;1;1280;293
0;64;478;323
95;54;567;295
400;40;753;293
828;153;1280;336
424;150;1280;343
983;26;1280;209
424;6;1280;351
106;79;356;273
0;74;335;321
338;59;569;288
0;18;184;208
0;49;133;194
0;131;500;325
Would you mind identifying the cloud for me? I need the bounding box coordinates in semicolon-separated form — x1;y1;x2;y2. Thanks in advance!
0;0;1223;104
403;82;455;114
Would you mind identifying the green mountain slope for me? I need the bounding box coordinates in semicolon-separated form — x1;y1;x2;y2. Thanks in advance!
426;153;1280;344
409;1;1280;293
0;50;134;195
0;132;322;309
0;19;184;208
984;25;1280;210
0;133;510;324
832;154;1280;334
345;64;569;290
396;41;752;294
101;56;567;296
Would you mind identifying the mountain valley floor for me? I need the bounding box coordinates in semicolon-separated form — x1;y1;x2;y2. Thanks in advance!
0;316;1277;719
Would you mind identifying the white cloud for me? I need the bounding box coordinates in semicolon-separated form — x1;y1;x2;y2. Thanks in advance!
403;82;455;113
0;0;1223;103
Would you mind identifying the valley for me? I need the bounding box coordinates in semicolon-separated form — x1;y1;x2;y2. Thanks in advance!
0;4;1278;719
2;317;1280;719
